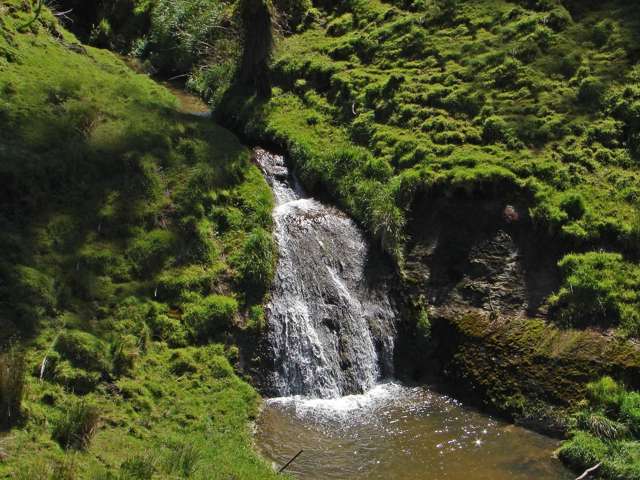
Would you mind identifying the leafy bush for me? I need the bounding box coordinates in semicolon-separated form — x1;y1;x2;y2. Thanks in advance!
559;431;608;470
55;330;110;373
247;305;266;331
136;0;235;75
0;348;26;428
482;115;511;144
587;376;625;412
119;455;156;480
183;295;238;341
274;0;313;30
559;192;586;220
576;411;629;440
148;314;189;347
52;400;100;450
327;13;353;36
156;265;219;299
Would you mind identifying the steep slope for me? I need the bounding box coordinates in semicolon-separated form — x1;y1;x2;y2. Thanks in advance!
216;0;640;452
0;2;278;478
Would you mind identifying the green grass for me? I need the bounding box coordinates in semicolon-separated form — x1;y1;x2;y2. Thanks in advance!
560;377;640;479
216;0;640;337
0;1;279;478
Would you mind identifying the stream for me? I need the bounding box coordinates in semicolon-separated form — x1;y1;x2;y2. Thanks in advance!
166;86;572;480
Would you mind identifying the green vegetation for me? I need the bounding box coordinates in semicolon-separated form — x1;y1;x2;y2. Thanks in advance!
550;252;640;335
560;377;640;479
214;0;640;339
0;1;278;477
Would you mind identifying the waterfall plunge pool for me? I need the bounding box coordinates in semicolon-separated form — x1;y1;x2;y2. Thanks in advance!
256;382;572;480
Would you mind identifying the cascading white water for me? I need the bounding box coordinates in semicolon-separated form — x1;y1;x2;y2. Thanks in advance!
255;149;396;399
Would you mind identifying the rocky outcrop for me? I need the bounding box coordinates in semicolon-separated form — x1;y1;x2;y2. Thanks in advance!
397;192;640;434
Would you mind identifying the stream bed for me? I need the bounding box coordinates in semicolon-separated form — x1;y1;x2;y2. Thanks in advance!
256;383;572;480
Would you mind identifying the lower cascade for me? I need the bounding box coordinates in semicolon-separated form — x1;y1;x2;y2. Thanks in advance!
255;149;397;398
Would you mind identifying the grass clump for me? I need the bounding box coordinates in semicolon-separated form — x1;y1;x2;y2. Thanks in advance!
183;295;239;342
55;331;110;374
550;252;640;335
0;348;26;428
560;377;640;478
52;400;100;450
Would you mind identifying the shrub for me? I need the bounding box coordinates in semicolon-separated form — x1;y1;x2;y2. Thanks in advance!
11;265;57;331
351;111;376;145
140;0;233;75
274;0;313;30
183;295;238;341
14;458;78;480
327;13;353;36
169;351;199;376
0;348;26;428
482;116;511;144
592;19;614;48
576;411;629;440
148;314;188;347
119;455;156;480
247;305;266;331
620;392;640;437
550;253;640;331
156;265;218;299
53;400;100;450
55;330;110;373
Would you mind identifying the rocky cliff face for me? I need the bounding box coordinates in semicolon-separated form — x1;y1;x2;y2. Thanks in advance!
397;192;640;433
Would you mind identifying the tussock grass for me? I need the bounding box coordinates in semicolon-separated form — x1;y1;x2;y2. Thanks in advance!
52;401;100;450
0;348;26;429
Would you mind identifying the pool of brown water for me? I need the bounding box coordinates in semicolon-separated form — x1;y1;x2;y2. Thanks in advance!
256;383;572;480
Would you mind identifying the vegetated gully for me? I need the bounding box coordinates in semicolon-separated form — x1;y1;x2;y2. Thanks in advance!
168;87;571;480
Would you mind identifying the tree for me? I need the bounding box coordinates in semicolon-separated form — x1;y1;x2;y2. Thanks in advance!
237;0;275;98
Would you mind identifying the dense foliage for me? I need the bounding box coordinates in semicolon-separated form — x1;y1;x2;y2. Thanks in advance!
0;1;278;477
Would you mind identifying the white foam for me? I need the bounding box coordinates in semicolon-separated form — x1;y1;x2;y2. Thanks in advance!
266;382;413;417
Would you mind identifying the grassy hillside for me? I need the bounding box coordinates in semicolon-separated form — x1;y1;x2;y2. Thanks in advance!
210;1;640;477
218;0;640;338
0;1;279;478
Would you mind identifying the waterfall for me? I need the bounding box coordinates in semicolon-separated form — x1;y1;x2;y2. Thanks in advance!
255;149;397;399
